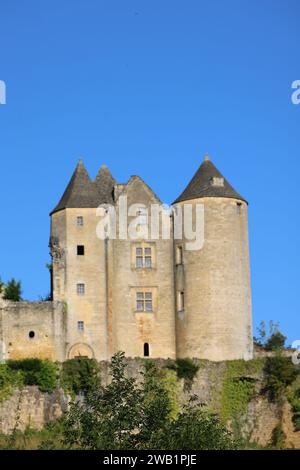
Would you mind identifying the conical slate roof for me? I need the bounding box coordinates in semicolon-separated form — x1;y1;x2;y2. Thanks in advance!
51;161;116;214
173;155;247;204
94;164;116;204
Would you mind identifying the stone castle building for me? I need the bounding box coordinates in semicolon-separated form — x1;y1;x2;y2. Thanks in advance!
0;155;253;362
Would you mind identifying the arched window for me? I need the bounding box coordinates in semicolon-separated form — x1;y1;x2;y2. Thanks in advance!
144;343;150;357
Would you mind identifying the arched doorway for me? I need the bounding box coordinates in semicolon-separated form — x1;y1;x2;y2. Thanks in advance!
68;343;95;359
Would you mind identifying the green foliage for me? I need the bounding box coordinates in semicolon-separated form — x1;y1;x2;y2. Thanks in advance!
3;278;22;301
150;400;239;450
0;421;65;450
0;364;24;402
262;353;299;402
287;386;300;431
166;358;199;390
7;359;58;393
62;352;239;450
64;352;143;449
61;358;101;396
254;320;286;350
270;424;286;449
265;332;287;351
220;361;258;431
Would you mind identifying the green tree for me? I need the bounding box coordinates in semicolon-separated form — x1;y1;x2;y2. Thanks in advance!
254;320;286;350
63;352;143;449
62;352;238;450
265;331;286;351
152;400;239;450
263;352;298;402
61;358;101;396
3;278;22;301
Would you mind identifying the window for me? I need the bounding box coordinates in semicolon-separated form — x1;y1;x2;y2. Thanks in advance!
77;245;85;256
178;291;184;311
136;248;143;268
77;216;84;226
236;202;242;215
211;177;224;187
144;343;150;357
136;292;153;312
28;331;35;339
77;283;85;295
135;247;152;268
176;246;183;265
77;321;84;331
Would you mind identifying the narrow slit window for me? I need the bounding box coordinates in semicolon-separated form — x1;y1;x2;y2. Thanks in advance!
176;246;183;265
178;291;185;311
236;202;242;215
144;343;150;357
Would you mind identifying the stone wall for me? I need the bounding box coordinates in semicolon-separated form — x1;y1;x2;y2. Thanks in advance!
0;358;299;448
0;386;68;434
0;300;66;361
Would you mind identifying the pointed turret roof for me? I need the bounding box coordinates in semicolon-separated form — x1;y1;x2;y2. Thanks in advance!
51;160;99;214
173;154;247;204
94;164;116;204
51;161;118;214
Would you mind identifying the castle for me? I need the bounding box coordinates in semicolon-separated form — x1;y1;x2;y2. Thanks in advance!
0;155;253;362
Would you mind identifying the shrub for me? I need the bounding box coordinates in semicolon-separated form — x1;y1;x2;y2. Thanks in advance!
270;424;286;449
61;358;101;395
167;358;199;390
151;402;239;450
263;354;299;401
0;364;24;402
7;359;58;393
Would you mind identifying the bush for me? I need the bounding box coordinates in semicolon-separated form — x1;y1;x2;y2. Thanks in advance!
270;424;286;449
61;358;101;396
263;354;298;401
7;359;58;393
152;403;239;450
167;358;199;390
0;364;24;401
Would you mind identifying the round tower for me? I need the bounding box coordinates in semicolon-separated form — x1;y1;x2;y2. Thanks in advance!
173;155;253;361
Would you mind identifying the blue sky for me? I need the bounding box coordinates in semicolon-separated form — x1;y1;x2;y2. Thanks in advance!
0;0;299;344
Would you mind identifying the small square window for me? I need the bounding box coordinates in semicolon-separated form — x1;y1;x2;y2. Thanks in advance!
77;283;85;295
136;292;153;312
77;216;84;226
77;245;85;256
135;246;153;268
77;321;84;331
